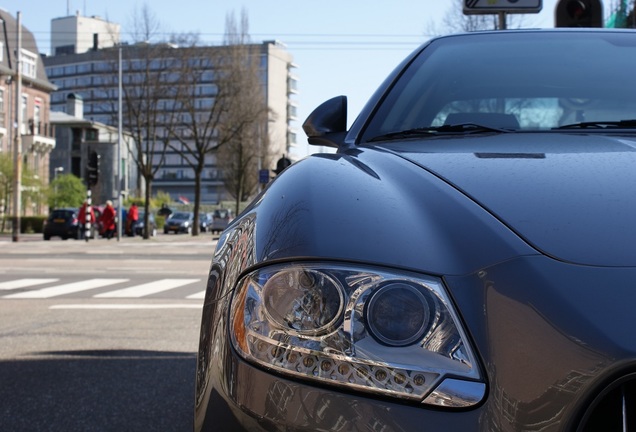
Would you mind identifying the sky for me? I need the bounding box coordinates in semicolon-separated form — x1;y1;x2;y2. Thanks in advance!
1;0;597;157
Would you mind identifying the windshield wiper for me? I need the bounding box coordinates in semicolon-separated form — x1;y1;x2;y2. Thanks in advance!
369;123;513;142
554;119;636;130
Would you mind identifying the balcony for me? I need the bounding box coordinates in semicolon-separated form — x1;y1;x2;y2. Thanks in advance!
23;119;56;152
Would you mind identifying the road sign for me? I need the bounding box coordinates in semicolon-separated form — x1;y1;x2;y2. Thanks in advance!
464;0;542;14
259;169;270;184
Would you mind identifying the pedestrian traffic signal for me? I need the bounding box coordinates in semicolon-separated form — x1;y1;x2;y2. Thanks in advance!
555;0;603;27
87;150;100;186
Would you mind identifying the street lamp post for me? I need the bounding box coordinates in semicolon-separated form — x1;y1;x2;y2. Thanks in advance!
12;12;22;242
53;167;64;209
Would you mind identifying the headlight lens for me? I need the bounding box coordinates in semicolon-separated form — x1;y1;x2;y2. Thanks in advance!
366;281;432;347
263;269;343;335
230;263;484;407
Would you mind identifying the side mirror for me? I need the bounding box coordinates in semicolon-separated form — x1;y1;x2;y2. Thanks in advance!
302;96;347;148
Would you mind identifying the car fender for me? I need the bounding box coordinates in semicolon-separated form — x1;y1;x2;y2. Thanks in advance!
242;149;536;276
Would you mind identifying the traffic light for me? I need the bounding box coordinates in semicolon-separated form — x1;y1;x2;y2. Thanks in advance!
555;0;603;27
87;150;100;187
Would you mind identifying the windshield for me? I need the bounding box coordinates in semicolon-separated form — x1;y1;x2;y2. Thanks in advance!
361;31;636;141
172;212;191;220
50;209;75;219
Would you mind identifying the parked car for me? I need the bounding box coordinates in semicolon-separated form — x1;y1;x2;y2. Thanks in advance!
126;211;157;237
195;29;636;432
199;213;213;233
163;211;194;234
209;209;233;234
43;208;79;240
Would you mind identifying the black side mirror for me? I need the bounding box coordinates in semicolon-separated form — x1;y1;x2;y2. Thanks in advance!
302;96;348;148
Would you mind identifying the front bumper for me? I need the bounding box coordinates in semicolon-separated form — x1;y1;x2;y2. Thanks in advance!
195;255;636;431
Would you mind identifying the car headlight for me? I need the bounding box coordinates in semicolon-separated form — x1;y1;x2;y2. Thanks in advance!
229;263;485;408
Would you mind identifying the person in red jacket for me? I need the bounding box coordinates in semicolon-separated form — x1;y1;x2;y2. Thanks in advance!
99;200;116;239
78;201;95;239
126;202;139;236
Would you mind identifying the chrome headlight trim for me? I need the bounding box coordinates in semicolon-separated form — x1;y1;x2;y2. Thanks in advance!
229;263;484;407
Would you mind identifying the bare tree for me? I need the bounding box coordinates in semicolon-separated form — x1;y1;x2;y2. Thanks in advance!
164;9;270;233
117;4;179;239
217;112;271;214
217;10;272;215
129;3;164;43
607;0;636;27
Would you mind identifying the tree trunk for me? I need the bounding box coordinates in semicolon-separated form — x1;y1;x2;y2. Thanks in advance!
143;176;152;239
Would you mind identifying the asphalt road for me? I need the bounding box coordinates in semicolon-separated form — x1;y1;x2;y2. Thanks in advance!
0;233;216;432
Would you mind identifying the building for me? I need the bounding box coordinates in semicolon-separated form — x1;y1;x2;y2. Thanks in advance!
49;94;138;206
43;14;299;204
51;12;120;55
0;9;56;216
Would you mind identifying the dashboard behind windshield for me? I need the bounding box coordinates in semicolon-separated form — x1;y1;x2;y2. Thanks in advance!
361;31;636;142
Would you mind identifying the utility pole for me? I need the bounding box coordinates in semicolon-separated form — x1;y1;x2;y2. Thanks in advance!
117;46;123;241
12;12;22;243
498;12;507;29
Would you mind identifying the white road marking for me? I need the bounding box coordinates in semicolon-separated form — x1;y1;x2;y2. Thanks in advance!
3;279;129;299
186;290;206;300
0;278;59;290
93;278;201;298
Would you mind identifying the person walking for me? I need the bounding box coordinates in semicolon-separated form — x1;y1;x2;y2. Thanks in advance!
127;202;139;236
99;200;116;239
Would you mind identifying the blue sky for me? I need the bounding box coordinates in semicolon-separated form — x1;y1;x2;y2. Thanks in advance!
3;0;591;156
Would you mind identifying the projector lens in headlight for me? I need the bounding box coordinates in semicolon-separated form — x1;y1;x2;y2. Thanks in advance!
366;282;431;347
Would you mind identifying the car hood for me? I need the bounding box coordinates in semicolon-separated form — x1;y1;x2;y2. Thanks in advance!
378;133;636;267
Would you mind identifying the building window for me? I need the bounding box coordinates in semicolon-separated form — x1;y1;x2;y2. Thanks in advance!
86;129;98;141
20;49;38;78
0;88;4;128
0;42;3;62
288;130;297;145
34;103;41;135
287;104;297;120
21;95;27;134
287;76;298;93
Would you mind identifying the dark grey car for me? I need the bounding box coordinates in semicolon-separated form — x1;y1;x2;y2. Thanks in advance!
43;208;79;240
163;211;194;234
195;29;636;431
210;209;234;234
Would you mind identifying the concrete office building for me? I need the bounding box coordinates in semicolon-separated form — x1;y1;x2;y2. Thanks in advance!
44;14;299;204
51;13;120;55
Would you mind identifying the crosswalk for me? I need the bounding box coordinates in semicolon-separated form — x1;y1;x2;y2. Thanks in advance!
0;277;205;300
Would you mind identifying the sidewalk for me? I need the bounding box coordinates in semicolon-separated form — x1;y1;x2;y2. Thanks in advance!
0;232;218;256
0;232;216;243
